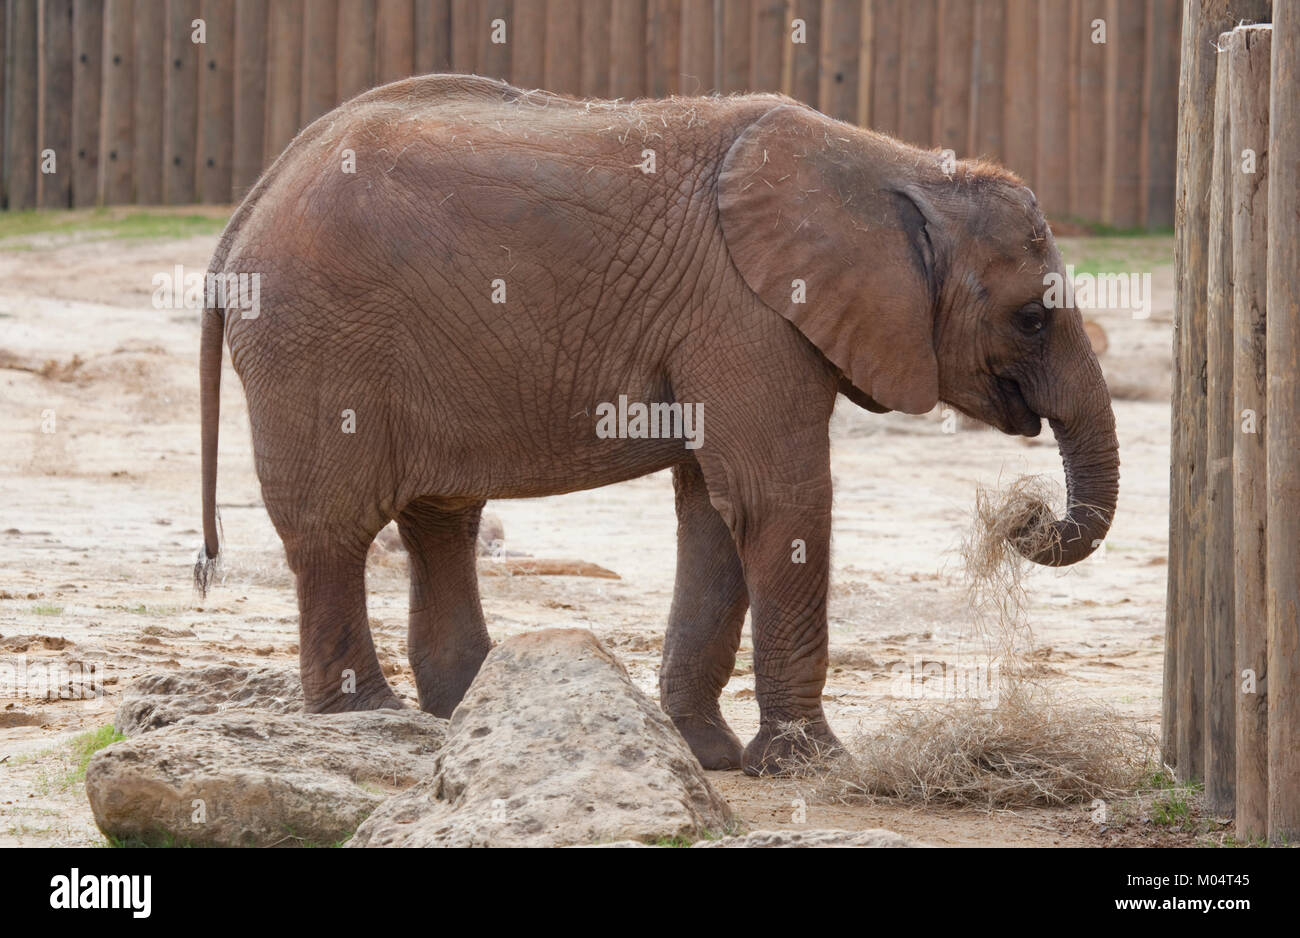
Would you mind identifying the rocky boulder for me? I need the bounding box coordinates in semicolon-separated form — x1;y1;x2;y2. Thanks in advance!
86;709;447;847
350;629;732;847
692;829;925;848
113;664;302;736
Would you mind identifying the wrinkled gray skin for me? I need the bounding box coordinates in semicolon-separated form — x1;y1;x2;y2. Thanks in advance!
199;75;1118;775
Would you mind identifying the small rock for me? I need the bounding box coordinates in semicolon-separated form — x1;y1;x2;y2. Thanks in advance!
691;829;927;848
350;629;731;847
113;665;303;736
86;709;447;847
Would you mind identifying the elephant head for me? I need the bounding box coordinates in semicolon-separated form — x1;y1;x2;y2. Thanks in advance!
718;104;1118;566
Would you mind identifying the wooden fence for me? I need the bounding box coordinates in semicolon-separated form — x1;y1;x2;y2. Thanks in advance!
3;0;1180;227
1165;0;1298;843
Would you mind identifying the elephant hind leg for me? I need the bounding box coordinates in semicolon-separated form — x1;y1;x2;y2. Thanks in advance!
291;539;401;713
397;498;492;717
661;462;748;770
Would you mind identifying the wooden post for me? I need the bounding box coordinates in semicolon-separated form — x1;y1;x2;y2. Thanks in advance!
1101;0;1145;228
783;0;819;106
1143;0;1182;228
231;0;266;200
71;0;103;207
337;0;376;100
580;0;610;97
969;0;1005;160
197;0;235;204
40;0;74;209
1202;35;1234;815
749;0;783;92
413;0;451;73
1002;0;1038;182
1167;0;1269;779
868;0;900;135
899;0;936;146
477;0;510;81
820;0;862;124
1035;0;1070;217
132;0;164;203
1228;22;1270;843
262;0;302;164
5;0;40;210
163;0;200;204
719;0;750;94
300;0;338;123
376;0;414;84
544;0;581;94
935;0;973;157
511;0;546;89
646;0;681;97
1071;0;1107;220
609;0;647;98
99;0;133;205
1265;0;1300;844
679;0;714;95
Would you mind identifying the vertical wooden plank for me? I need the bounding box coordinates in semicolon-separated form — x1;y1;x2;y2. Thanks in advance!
40;0;75;208
609;0;646;97
450;0;477;73
821;0;862;124
510;0;545;88
1265;0;1300;845
337;0;376;98
477;0;511;80
231;0;266;197
1101;0;1145;227
1202;38;1234;814
785;0;820;106
1034;0;1070;216
1143;0;1180;228
1072;0;1107;220
1002;0;1038;182
5;0;39;209
970;0;1004;158
131;0;164;202
301;0;338;121
899;0;936;146
581;0;611;96
162;0;199;204
99;0;133;204
1229;23;1270;843
413;0;450;72
376;0;414;83
870;0;901;135
718;0;749;93
71;0;103;207
0;0;6;207
679;0;714;95
647;0;681;97
749;0;782;91
935;0;973;156
262;0;301;163
544;0;581;94
1167;0;1269;780
197;0;233;203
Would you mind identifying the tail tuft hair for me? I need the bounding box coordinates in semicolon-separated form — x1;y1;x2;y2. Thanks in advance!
193;543;222;599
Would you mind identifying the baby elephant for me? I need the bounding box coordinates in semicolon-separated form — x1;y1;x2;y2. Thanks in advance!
197;75;1117;776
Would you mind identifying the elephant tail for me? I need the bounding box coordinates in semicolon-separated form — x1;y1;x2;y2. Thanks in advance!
195;300;224;597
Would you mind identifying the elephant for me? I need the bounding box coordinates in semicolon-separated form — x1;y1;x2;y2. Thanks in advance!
196;74;1118;776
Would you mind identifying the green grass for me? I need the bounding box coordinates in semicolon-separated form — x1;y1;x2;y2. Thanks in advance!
30;602;63;616
1056;232;1175;278
0;207;228;249
67;725;127;786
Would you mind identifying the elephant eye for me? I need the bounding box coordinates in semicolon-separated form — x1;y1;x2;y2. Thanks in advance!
1015;303;1047;336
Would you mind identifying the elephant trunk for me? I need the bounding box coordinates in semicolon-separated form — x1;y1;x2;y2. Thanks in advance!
1017;374;1120;567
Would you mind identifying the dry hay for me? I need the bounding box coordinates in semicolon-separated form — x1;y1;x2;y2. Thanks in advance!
786;475;1153;809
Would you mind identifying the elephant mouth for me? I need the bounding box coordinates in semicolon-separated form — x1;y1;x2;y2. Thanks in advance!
995;376;1042;437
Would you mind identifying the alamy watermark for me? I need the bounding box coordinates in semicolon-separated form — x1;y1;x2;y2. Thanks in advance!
594;394;704;450
152;264;262;319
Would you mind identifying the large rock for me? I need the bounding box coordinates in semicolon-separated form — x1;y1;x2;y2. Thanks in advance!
350;629;732;847
692;829;926;848
113;665;302;736
86;709;447;847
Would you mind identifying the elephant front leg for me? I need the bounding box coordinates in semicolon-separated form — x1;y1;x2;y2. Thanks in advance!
660;462;749;770
731;479;842;777
397;500;492;717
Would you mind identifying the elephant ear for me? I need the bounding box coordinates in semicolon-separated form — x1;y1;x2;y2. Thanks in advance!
718;104;942;415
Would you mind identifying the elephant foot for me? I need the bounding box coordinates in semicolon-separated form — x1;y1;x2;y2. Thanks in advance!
742;719;844;777
412;649;489;718
303;679;404;714
670;713;745;770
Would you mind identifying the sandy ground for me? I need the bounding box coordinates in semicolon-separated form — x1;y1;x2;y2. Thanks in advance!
0;210;1177;847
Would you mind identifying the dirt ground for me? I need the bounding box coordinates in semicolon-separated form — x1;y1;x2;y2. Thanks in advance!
0;208;1182;847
